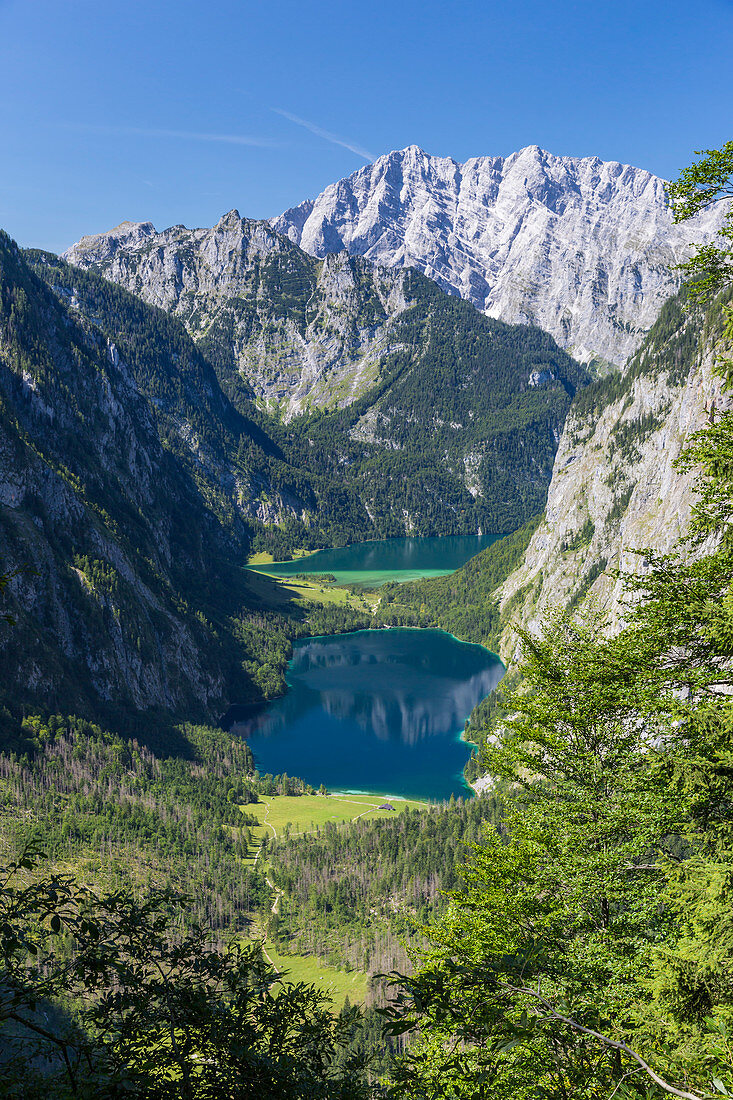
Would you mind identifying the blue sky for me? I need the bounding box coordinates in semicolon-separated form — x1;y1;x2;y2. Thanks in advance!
2;0;732;253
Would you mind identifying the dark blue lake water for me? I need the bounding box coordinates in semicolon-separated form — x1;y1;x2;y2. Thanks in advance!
227;628;504;802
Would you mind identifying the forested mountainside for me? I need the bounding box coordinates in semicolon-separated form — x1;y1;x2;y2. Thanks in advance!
268;795;503;983
378;281;733;657
273;144;722;367
0;222;589;722
280;276;588;536
0;232;251;721
64;212;415;420
23;247;320;530
0;716;270;934
62;212;589;538
0;232;367;724
495;281;733;659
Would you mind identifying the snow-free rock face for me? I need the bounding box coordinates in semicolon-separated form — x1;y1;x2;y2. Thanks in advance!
495;287;733;665
0;236;316;719
273;145;723;367
65;212;414;419
61;217;596;538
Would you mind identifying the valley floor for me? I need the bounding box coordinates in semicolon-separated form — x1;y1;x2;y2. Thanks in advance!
244;791;428;1003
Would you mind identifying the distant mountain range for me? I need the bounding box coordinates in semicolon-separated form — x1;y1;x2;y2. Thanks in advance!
1;142;727;725
62;210;588;538
66;144;722;382
272;144;722;367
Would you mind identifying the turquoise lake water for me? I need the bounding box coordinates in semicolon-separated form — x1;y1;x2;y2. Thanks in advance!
227;628;504;802
248;532;500;587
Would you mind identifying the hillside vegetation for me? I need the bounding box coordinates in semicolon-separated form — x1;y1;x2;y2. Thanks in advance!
381;140;733;1098
62;214;590;541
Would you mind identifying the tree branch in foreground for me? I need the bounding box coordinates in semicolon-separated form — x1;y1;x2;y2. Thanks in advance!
498;983;704;1100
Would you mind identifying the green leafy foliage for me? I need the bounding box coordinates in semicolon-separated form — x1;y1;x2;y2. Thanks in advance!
667;141;733;302
382;267;733;1099
268;796;503;981
0;846;377;1099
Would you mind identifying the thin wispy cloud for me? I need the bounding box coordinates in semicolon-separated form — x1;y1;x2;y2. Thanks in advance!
67;123;279;148
271;108;375;162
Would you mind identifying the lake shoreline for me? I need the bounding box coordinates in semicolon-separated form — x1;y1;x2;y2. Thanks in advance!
247;532;502;589
228;624;501;805
234;531;510;802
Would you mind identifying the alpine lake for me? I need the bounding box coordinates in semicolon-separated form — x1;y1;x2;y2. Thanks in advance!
230;535;505;802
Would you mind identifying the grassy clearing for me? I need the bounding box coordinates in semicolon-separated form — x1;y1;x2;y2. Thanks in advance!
265;943;370;1006
245;569;379;614
242;793;427;1000
281;577;377;612
246;792;427;842
246;548;320;565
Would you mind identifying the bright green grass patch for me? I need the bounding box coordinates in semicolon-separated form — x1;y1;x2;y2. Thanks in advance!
282;577;377;612
244;793;427;842
247;572;378;612
265;942;370;1006
247;548;322;565
243;567;377;614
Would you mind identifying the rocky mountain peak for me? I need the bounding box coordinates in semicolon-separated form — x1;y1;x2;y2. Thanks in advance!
272;145;724;367
62;211;296;317
68;219;156;263
216;208;242;226
62;212;419;418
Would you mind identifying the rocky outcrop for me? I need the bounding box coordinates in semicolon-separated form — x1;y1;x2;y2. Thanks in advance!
273;144;723;367
495;288;733;664
0;234;301;720
64;212;415;419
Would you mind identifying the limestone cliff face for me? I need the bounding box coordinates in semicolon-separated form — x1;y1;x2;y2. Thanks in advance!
64;212;414;420
495;290;732;664
0;234;300;719
274;145;723;368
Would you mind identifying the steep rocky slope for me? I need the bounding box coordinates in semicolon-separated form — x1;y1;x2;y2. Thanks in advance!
0;233;307;721
64;212;416;420
495;286;733;663
273;145;722;367
63;216;590;537
25;249;316;533
285;275;589;536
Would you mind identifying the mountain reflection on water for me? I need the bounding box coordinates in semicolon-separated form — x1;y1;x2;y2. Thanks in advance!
227;629;504;802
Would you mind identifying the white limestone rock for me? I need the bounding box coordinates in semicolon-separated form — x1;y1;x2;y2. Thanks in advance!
273;145;724;367
65;212;413;419
495;294;733;666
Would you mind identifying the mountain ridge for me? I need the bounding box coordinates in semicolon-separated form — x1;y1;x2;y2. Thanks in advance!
0;232;322;721
64;211;416;420
61;214;590;538
272;143;724;367
495;284;733;661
